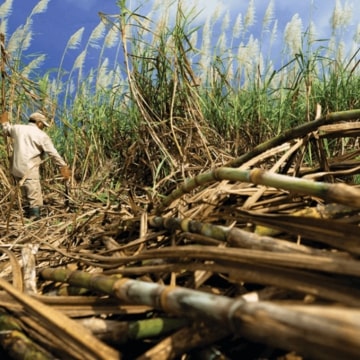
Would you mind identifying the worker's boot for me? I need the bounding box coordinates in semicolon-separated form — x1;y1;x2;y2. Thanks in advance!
28;207;41;220
23;206;30;218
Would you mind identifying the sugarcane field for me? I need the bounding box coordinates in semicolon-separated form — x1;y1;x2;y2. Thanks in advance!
1;1;360;359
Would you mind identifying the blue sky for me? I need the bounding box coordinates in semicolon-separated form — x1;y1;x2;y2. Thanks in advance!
3;0;119;71
1;0;359;76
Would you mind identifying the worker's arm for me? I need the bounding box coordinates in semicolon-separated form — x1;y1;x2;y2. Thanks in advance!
42;135;71;179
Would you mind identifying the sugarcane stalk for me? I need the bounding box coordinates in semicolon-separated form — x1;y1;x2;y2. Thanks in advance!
40;267;360;360
137;286;283;360
0;33;7;114
71;241;360;278
77;317;188;344
0;312;53;360
0;33;10;160
127;317;188;341
149;211;360;255
236;208;360;254
148;215;357;255
104;259;360;306
136;322;230;360
21;244;38;294
227;108;360;168
156;166;360;213
117;245;360;277
0;277;120;360
155;109;360;214
0;247;23;291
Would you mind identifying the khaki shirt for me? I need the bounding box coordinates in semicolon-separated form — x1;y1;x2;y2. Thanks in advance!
2;122;67;179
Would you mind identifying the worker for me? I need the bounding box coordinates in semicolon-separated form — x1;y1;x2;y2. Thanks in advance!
1;111;71;219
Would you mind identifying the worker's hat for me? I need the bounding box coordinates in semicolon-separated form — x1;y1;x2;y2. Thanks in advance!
29;112;50;127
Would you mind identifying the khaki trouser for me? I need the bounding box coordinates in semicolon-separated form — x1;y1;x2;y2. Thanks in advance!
16;178;43;208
